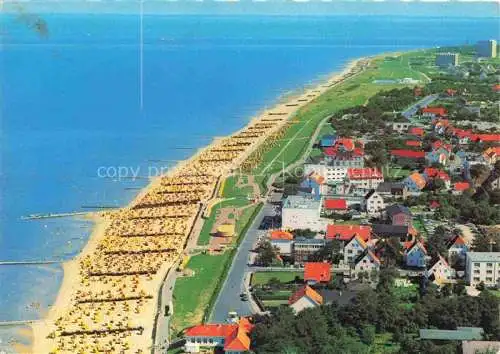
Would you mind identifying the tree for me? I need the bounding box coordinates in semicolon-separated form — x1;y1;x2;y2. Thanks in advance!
427;226;448;258
256;241;278;267
360;325;376;345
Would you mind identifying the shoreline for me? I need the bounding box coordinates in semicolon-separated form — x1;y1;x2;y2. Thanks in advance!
28;56;365;353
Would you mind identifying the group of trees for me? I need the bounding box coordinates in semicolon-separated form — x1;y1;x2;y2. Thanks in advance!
251;268;500;354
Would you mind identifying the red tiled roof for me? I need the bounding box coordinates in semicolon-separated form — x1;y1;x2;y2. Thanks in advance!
454;182;470;192
347;167;383;180
324;199;347;210
390;149;425;158
422;107;447;116
409;127;425;136
407;172;427;190
445;88;457;96
326;224;372;241
304;262;331;283
432;140;452;152
451;128;473;139
186;319;253;352
185;324;236;338
493;84;500;92
424;167;450;181
429;200;441;209
288;285;323;306
270;230;293;241
473;134;500;143
452;235;466;246
405;140;422;147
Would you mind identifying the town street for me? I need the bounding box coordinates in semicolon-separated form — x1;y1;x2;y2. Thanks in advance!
401;93;439;119
209;203;275;323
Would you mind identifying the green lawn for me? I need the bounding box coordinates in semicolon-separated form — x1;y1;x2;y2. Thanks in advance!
171;253;232;334
371;333;400;354
412;218;428;239
261;299;289;308
384;166;411;180
197;197;251;246
221;175;254;199
251;271;304;286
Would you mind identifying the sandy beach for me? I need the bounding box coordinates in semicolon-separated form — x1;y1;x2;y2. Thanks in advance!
29;57;366;354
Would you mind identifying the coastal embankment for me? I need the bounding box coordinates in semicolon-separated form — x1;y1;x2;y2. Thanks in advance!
30;57;366;354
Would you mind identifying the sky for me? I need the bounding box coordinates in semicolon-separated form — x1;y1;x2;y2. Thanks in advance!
1;1;499;16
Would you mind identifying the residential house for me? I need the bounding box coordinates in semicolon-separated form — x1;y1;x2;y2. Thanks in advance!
482;146;500;165
353;250;381;277
450;128;474;145
453;182;471;195
432;118;451;135
326;224;372;242
269;230;294;256
304;262;332;284
447;235;469;262
409;127;425;137
376;182;408;199
288;285;323;313
293;238;326;263
403;172;427;193
282;196;324;232
385;204;412;226
372;224;414;243
362;190;385;216
426;149;449;166
184;318;253;354
472;134;500;144
323;137;364;168
406;140;423;148
390;149;426;165
343;234;368;264
299;173;326;200
423;167;451;189
346;167;384;191
404;241;428;268
466;252;500;288
323;198;348;216
421;107;447;118
427;255;455;286
482;170;500;191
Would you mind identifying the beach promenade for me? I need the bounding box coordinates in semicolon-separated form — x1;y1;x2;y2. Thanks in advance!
30;59;365;354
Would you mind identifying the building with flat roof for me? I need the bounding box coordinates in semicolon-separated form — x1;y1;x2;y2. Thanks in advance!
465;252;500;287
282;195;324;232
436;52;459;68
477;39;497;58
419;327;483;341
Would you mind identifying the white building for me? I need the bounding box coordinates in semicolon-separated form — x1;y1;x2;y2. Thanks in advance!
304;163;347;184
288;285;323;313
427;255;455;286
466;252;500;288
362;190;385;216
269;230;294;256
353;250;381;277
343;234;368;264
346;168;384;191
282;195;324;232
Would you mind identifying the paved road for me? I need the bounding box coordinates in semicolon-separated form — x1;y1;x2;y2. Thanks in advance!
209;203;275;323
401;94;439;119
153;267;178;353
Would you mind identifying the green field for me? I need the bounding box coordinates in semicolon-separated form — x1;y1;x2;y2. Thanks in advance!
412;218;428;239
197;197;251;246
171;252;232;334
251;271;304;286
385;166;411;180
261;299;289;308
221;175;254;199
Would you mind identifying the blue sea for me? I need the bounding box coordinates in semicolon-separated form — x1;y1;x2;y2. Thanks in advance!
0;13;498;348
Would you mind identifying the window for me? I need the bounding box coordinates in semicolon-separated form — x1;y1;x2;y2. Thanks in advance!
474;263;480;267
474;277;480;281
487;263;493;267
486;277;493;282
487;270;493;274
474;270;480;274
